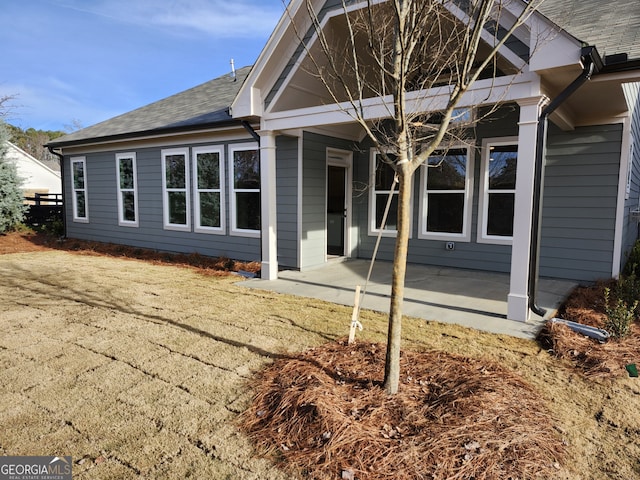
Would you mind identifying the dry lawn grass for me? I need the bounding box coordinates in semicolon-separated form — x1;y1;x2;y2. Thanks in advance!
1;232;639;479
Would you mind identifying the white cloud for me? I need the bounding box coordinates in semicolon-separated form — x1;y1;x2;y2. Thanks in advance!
2;81;123;131
56;0;284;38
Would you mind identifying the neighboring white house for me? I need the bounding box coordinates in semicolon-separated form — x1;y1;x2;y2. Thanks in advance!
4;142;61;198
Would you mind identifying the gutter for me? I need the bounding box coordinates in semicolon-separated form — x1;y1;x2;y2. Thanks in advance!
47;146;67;239
46;118;246;150
528;46;602;317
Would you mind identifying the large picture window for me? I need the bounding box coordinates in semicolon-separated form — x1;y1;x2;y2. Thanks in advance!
478;138;518;244
116;152;138;227
192;146;225;233
419;146;472;240
369;150;399;236
162;148;190;231
229;144;260;236
71;156;88;222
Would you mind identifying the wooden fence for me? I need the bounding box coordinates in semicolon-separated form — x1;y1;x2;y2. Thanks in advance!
24;193;63;227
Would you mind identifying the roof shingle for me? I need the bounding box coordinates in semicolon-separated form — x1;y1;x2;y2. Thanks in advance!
49;66;251;147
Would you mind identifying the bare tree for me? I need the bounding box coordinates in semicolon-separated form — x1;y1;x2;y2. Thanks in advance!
291;0;543;394
0;94;16;120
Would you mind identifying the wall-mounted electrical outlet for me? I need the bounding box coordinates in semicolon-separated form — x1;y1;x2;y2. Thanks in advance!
445;242;455;251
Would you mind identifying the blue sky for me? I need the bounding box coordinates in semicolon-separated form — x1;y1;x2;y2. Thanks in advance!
1;0;285;132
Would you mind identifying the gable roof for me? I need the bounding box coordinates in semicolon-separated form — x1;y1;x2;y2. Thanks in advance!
49;66;252;148
5;142;61;176
539;0;640;60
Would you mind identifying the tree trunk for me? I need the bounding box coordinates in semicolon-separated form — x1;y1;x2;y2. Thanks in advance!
382;162;412;394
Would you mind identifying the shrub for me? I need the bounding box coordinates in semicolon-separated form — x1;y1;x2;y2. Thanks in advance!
0;162;27;233
604;287;638;339
613;265;640;318
623;240;640;276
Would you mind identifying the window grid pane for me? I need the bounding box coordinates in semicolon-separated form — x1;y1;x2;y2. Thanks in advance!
199;192;221;227
424;148;468;235
232;149;260;232
372;153;398;232
122;191;136;222
119;158;134;189
426;192;464;233
168;192;187;225
166;155;186;189
484;143;517;239
197;152;220;190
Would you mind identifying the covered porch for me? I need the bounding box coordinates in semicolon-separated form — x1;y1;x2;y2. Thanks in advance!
239;259;578;339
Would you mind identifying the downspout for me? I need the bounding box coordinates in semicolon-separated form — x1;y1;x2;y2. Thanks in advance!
241;120;261;143
47;146;67;239
528;46;602;316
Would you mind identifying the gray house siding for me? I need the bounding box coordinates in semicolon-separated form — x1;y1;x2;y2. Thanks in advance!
539;123;623;281
300;131;355;270
276;135;300;269
64;139;261;262
621;82;640;272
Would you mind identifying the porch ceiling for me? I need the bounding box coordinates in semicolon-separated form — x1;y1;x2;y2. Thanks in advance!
267;1;521;115
543;66;639;129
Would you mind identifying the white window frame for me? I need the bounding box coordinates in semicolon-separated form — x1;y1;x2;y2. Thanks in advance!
477;137;518;245
229;143;260;238
70;156;88;223
418;144;474;241
192;146;225;234
369;149;411;237
115;152;139;227
161;147;191;231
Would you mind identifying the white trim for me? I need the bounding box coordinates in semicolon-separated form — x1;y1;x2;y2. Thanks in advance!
418;144;474;241
296;131;304;269
229;142;261;238
326;148;353;259
477;137;519;246
70;156;88;223
115;152;139;227
613;117;632;277
192;146;226;235
507;97;545;322
368;148;399;237
261;73;540;132
57;129;253;156
161;147;191;232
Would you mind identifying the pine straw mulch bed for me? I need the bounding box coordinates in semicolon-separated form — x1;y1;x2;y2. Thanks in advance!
0;230;261;275
538;280;640;379
241;339;565;480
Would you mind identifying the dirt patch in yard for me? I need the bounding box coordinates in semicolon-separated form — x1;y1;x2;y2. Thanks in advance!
1;235;639;479
0;230;260;275
539;281;640;379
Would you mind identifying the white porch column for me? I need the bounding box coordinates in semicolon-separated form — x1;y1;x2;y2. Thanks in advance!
259;130;278;280
507;97;548;322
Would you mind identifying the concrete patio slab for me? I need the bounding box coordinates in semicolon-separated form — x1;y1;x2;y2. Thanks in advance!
238;259;579;339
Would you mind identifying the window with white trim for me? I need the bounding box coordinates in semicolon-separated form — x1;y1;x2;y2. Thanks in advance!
71;156;88;222
478;138;518;244
116;152;138;227
229;144;260;236
369;149;399;236
193;146;225;233
419;146;473;240
161;148;190;231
